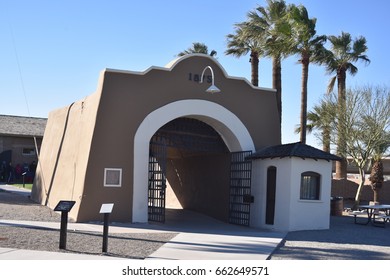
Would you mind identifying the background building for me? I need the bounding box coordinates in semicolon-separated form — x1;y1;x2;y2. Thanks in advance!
0;115;46;183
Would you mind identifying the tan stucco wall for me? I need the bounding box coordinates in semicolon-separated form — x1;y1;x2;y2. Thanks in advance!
32;91;101;221
33;54;280;222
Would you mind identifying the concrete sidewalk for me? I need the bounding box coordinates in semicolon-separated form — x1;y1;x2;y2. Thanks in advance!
146;231;284;260
144;209;287;260
0;184;286;260
0;219;285;260
0;247;125;260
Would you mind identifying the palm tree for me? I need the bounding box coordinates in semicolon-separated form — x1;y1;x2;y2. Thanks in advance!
178;42;217;57
295;97;337;152
333;86;389;208
246;0;292;128
225;22;264;86
369;131;390;203
325;32;370;178
287;4;327;144
366;86;390;202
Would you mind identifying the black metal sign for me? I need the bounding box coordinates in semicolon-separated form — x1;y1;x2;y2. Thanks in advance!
54;200;76;249
54;200;75;212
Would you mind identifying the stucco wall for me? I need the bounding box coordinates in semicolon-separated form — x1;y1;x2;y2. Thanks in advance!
33;54;280;223
331;179;390;205
251;158;292;230
32;92;101;221
251;157;332;231
288;158;332;231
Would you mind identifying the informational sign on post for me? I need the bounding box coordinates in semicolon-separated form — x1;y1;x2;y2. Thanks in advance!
99;203;114;214
54;200;76;250
100;203;114;253
54;200;76;212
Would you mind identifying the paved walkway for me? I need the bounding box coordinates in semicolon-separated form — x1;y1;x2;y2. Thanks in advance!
2;184;390;260
145;209;286;260
0;184;286;260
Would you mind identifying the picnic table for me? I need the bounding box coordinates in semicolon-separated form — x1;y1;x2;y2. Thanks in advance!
351;204;390;227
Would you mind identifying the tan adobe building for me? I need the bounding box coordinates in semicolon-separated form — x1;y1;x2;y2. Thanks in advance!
32;54;339;231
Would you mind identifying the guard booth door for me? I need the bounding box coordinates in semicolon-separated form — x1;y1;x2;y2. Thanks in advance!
229;151;252;226
148;138;167;223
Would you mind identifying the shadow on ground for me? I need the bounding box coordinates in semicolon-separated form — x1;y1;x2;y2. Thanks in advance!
270;216;390;260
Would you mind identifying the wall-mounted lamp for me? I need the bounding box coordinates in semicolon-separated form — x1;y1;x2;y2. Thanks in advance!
200;66;221;93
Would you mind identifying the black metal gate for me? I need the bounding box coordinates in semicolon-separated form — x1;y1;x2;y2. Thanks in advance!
229;151;252;226
148;137;167;223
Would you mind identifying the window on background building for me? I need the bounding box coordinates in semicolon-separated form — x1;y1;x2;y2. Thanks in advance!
22;148;35;156
300;171;321;200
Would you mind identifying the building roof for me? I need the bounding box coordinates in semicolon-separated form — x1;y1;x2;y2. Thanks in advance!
0;115;47;137
248;142;342;162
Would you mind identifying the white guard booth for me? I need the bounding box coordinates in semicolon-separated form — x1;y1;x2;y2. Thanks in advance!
249;142;341;231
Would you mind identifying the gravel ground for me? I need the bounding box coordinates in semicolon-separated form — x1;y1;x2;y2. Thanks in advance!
270;214;390;260
0;188;177;259
2;186;390;260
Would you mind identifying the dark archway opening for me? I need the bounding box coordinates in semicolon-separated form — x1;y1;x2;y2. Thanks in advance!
148;117;231;223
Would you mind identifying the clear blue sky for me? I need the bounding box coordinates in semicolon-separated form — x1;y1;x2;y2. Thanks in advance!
1;0;389;149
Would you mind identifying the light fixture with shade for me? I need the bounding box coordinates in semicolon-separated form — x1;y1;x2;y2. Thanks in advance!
199;66;221;93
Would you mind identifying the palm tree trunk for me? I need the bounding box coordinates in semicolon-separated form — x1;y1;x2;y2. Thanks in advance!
322;127;331;153
335;70;348;179
272;56;282;132
373;189;379;203
370;160;384;203
250;52;259;87
300;57;309;144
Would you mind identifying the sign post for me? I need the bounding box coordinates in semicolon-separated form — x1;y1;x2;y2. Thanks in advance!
54;200;76;250
99;203;114;253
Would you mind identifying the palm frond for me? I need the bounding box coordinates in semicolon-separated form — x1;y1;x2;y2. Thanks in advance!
353;36;368;55
347;63;358;76
178;42;217;57
327;76;337;94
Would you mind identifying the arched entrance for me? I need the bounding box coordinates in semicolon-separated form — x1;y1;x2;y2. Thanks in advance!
148;117;230;223
133;99;255;224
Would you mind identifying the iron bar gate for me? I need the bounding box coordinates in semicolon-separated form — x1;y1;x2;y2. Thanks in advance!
148;137;167;223
229;151;252;226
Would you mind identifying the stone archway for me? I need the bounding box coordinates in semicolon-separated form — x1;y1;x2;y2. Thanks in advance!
132;99;255;223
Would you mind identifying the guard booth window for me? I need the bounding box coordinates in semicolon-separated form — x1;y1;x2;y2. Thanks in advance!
300;171;320;200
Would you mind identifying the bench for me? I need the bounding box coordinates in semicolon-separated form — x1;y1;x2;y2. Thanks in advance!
373;214;390;227
350;204;390;227
349;211;369;225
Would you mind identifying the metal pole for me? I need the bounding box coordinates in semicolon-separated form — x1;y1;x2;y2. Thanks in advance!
102;213;109;253
59;211;68;249
22;172;26;188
